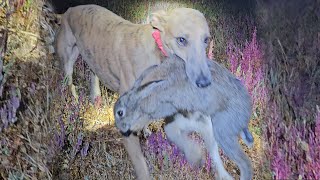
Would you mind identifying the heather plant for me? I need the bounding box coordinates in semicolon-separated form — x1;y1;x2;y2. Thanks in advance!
265;103;320;179
225;28;267;139
0;45;20;126
0;87;21;132
143;131;214;178
53;117;66;150
49;73;91;162
224;26;319;179
255;0;320;178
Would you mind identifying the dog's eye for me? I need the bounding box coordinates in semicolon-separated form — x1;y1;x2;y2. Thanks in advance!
176;37;188;46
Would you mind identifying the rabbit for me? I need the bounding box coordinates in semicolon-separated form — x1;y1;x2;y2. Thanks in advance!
114;56;254;180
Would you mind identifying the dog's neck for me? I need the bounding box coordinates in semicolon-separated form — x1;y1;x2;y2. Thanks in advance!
152;29;168;57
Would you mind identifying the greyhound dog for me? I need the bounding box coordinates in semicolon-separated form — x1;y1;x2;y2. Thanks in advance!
55;4;212;179
114;57;254;180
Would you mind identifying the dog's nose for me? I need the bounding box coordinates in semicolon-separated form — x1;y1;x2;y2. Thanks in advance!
196;76;211;88
121;129;132;137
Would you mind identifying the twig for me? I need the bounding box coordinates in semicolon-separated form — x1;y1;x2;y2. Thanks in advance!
7;28;42;39
17;133;40;153
26;103;37;118
276;39;286;57
22;152;50;176
90;138;123;143
21;154;37;167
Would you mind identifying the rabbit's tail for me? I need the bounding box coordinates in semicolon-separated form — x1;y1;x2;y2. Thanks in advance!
240;128;254;148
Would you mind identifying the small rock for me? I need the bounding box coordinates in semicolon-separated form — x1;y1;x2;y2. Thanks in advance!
20;146;27;153
1;156;9;166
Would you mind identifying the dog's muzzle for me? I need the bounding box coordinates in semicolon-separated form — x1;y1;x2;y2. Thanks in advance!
121;129;132;137
120;130;138;137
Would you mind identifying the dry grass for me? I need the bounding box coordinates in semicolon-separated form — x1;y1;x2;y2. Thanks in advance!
1;1;54;178
257;0;320;123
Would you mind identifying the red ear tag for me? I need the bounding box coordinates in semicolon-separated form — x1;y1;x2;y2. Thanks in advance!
152;30;168;57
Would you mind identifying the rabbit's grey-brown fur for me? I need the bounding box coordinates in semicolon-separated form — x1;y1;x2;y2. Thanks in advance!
114;57;253;180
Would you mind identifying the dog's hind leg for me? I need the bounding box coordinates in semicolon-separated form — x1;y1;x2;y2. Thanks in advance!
56;21;80;102
59;48;78;101
63;45;79;102
90;71;101;105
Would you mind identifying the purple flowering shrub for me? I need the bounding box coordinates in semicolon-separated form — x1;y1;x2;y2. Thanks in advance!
0;38;21;132
226;27;320;179
226;28;266;113
0;87;21;132
225;27;320;179
143;131;213;177
265;103;320;179
49;70;90;162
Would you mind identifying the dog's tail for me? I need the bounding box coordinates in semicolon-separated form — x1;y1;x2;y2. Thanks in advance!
41;2;62;54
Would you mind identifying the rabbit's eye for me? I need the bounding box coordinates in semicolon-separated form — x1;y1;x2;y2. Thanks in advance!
117;110;124;117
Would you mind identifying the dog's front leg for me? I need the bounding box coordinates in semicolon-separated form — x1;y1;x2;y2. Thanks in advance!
123;134;150;180
90;71;101;105
119;74;150;179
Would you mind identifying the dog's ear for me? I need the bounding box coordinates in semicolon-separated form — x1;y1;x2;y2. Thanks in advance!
150;10;167;32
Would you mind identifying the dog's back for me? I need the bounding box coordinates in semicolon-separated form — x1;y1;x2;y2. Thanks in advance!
55;5;160;92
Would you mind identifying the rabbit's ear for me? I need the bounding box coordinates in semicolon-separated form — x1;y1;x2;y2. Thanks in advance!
137;79;166;99
133;65;159;89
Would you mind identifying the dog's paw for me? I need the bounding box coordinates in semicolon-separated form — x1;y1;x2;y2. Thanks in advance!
69;84;79;103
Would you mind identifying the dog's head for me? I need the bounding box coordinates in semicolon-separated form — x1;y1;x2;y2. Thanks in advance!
151;8;212;88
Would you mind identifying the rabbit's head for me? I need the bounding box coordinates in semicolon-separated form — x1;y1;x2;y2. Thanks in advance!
114;65;168;136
